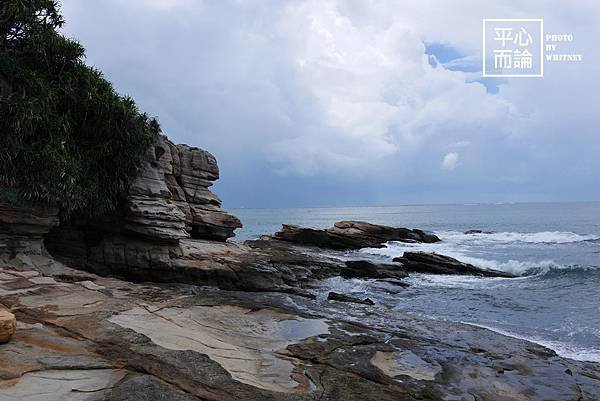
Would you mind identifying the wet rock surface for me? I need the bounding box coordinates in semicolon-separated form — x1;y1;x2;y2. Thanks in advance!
273;221;440;250
341;260;409;280
394;251;516;278
327;291;374;305
1;256;597;401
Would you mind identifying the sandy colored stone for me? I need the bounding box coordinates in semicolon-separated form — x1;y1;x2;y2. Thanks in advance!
0;309;16;343
109;305;329;393
0;369;126;401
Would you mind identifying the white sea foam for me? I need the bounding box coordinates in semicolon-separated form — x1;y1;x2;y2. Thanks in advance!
404;273;522;288
462;322;600;363
360;242;559;275
358;229;599;275
442;230;600;245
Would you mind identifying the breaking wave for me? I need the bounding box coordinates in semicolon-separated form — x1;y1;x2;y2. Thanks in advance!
359;229;599;276
442;230;600;245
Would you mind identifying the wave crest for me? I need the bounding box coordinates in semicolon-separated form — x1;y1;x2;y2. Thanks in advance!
445;230;599;244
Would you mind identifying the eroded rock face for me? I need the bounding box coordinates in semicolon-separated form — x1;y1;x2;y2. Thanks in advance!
394;251;516;278
40;134;248;287
0;202;59;256
274;221;440;250
125;134;241;242
43;134;240;255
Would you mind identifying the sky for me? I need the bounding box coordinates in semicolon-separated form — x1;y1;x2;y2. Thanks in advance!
59;0;600;208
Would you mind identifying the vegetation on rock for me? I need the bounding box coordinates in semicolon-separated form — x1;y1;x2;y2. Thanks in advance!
0;0;159;217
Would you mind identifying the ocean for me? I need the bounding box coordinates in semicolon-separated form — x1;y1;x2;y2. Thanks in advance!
232;202;600;363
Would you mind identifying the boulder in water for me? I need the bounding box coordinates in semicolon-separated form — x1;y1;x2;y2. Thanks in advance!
341;260;409;280
327;291;374;305
393;252;515;278
274;221;440;250
464;229;494;235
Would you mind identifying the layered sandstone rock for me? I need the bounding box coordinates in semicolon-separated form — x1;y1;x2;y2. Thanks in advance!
124;134;241;242
43;134;247;287
0;308;16;343
274;220;440;250
0;202;59;256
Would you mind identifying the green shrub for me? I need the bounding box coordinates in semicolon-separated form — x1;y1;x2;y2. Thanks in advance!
0;0;159;217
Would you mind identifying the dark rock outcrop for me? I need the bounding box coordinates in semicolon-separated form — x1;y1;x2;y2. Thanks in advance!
0;202;59;256
464;229;494;234
274;220;440;250
394;252;515;278
341;260;409;280
328;291;374;305
44;231;354;294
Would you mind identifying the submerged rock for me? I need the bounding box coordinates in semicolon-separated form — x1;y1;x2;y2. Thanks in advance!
464;229;494;234
394;251;515;277
274;220;440;250
328;291;374;305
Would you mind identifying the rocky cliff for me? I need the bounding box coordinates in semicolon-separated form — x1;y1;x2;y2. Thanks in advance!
122;133;242;242
2;134;240;256
42;134;247;283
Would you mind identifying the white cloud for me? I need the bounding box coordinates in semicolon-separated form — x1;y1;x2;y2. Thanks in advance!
260;0;514;175
58;0;600;204
441;152;460;171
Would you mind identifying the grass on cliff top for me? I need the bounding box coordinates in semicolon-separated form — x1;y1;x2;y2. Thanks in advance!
0;0;159;218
